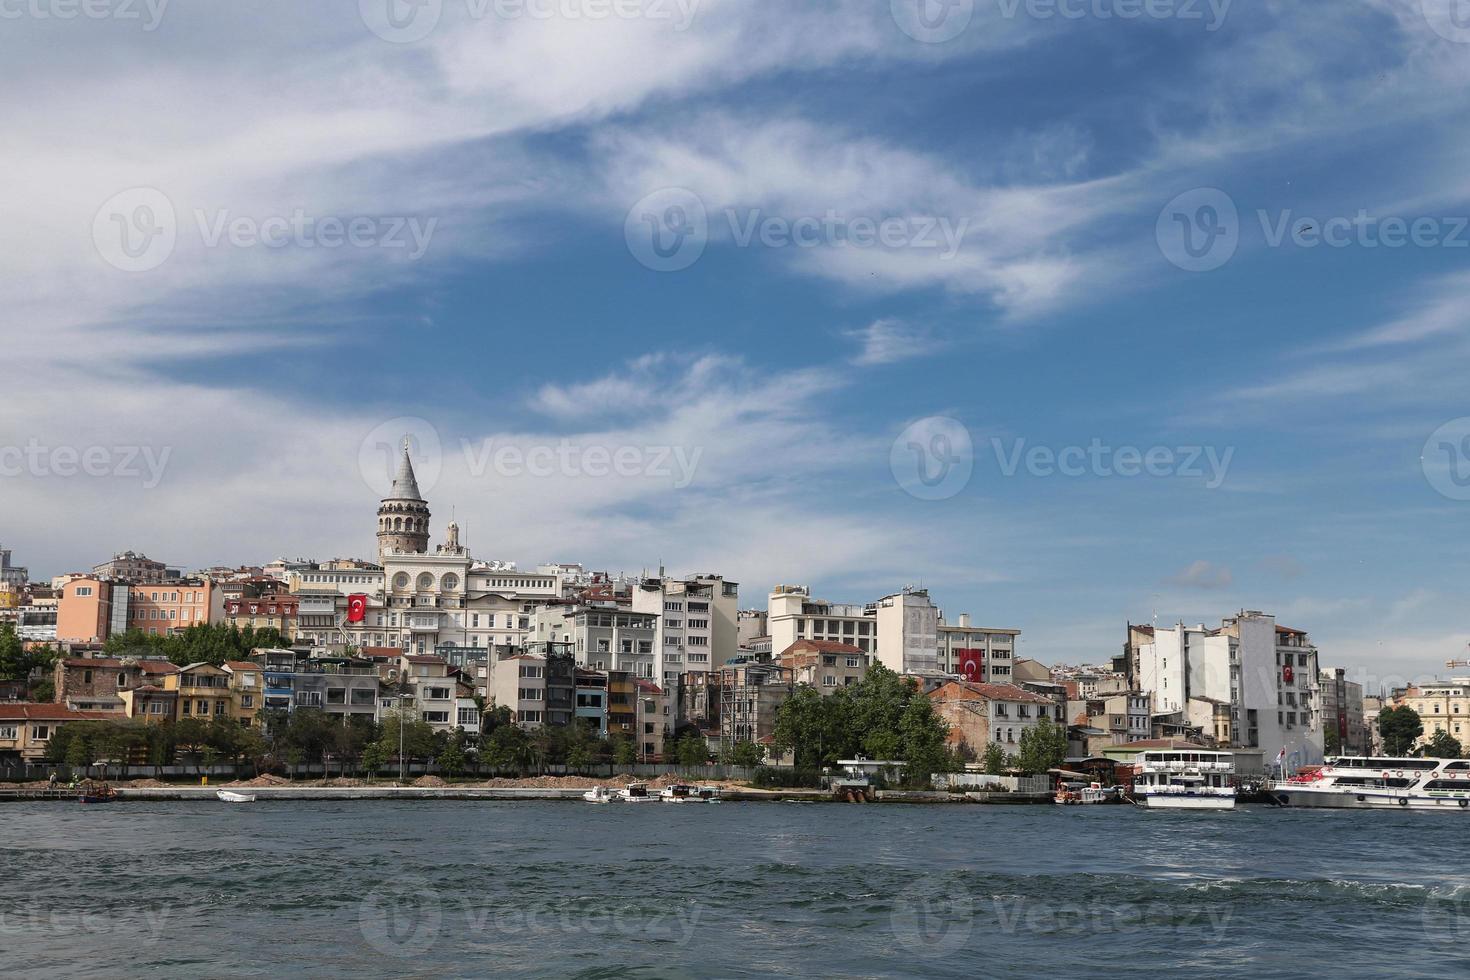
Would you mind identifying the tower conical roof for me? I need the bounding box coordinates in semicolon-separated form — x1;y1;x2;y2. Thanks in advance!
388;438;423;501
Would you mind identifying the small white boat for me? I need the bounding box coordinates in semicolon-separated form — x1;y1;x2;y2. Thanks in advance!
216;790;256;803
582;786;618;804
617;782;658;803
660;783;697;803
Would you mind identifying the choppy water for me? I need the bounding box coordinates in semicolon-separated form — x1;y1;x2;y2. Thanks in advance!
1;800;1467;978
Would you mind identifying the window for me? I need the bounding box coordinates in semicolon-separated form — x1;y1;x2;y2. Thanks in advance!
520;710;542;724
423;711;450;724
32;725;50;741
457;708;478;726
823;675;837;687
846;657;860;668
688;636;708;646
519;688;544;701
0;725;17;739
76;586;93;597
426;686;451;700
241;695;254;708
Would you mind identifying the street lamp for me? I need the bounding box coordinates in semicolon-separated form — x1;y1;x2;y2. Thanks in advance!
398;691;414;785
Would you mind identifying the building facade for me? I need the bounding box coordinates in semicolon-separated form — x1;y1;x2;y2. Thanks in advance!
631;573;739;694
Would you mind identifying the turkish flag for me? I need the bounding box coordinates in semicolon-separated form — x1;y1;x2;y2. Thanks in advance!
957;649;984;682
347;594;368;623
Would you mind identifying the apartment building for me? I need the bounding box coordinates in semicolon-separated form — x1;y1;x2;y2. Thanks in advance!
631;572;739;694
635;679;670;761
928;681;1068;761
575;669;609;736
719;660;791;746
52;656;178;712
222;661;264;727
57;577;221;644
1319;667;1370;755
224;595;299;640
397;654;477;733
778;640;870;693
1399;678;1470;750
528;604;658;680
936;615;1020;683
1135;611;1324;768
162;664;234;723
491;654;549;729
768;584;949;676
256;650;383;725
607;671;637;740
92;551;177;584
0;704;113;766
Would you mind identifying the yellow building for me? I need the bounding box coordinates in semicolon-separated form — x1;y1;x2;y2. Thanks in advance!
1400;678;1470;748
222;661;264;727
162;664;234;724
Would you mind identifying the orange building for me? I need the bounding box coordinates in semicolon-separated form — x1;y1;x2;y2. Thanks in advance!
58;577;221;645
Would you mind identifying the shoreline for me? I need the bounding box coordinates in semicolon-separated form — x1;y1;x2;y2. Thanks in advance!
0;785;1050;803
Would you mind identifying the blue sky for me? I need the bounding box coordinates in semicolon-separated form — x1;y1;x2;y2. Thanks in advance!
4;0;1469;687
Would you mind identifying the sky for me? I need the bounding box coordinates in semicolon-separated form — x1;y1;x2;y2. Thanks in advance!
3;0;1469;691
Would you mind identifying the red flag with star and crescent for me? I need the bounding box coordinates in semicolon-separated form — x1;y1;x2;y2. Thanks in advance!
347;594;367;623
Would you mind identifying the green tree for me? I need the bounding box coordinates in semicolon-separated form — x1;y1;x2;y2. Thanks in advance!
361;741;388;780
611;734;636;767
437;732;468;778
0;623;28;680
771;685;845;768
65;731;92;774
722;740;765;768
898;695;958;785
1380;706;1424;756
174;717;211;776
674;733;709;769
1422;730;1463;759
1016;718;1068;775
1323;726;1342;757
982;742;1007;775
483;723;532;773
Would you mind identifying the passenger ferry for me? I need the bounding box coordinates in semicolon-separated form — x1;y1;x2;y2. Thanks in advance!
1270;756;1470;810
1132;749;1237;810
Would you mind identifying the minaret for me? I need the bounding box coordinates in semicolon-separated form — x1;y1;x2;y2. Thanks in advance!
376;437;431;562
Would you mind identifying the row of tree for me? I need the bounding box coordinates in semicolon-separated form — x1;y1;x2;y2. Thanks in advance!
769;665;960;785
41;706;767;780
102;623;288;667
0;622;59;699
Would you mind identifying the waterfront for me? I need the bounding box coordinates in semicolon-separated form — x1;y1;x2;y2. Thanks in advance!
2;802;1467;978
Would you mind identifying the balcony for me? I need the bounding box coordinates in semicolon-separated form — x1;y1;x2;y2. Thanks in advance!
409;614;441;632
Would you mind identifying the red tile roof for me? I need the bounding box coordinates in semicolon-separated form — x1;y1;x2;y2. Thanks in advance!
222;661;261;672
0;704;116;722
779;639;867;657
928;681;1058;705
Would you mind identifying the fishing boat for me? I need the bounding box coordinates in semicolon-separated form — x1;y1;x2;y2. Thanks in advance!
617;782;658;803
79;784;119;804
1132;749;1237;810
216;790;256;803
1269;756;1470;810
659;783;697;803
582;786;618;804
1054;781;1113;805
696;786;723;803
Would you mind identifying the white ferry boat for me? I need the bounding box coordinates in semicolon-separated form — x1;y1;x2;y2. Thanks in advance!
1270;756;1470;810
1132;749;1237;810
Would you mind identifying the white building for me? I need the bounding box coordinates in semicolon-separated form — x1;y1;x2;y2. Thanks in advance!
1137;611;1322;769
631;572;739;692
528;604;659;679
767;584;877;658
936;614;1020;683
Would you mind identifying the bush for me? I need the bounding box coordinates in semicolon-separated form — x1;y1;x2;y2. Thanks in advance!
751;766;823;789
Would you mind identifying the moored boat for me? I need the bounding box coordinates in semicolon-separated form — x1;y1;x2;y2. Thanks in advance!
1132;749;1237;810
582;786;617;804
659;783;697;803
216;790;256;803
696;786;723;803
1270;756;1470;810
617;782;658;803
1055;781;1113;805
